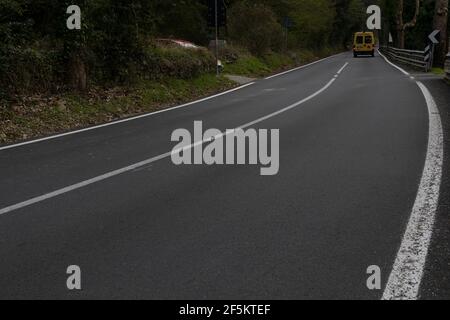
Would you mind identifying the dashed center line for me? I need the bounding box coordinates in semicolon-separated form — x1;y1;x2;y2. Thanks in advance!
0;63;349;216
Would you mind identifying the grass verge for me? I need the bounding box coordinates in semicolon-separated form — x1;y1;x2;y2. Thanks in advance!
223;48;335;78
431;68;445;75
0;74;235;144
1;48;342;145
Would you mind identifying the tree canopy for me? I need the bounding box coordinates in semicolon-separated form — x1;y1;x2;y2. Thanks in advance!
0;0;378;96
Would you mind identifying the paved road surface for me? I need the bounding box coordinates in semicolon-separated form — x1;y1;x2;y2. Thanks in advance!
0;52;440;299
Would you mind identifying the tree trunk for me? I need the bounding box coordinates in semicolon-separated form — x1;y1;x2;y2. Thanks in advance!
396;0;421;49
396;0;405;48
68;52;87;92
433;0;449;67
397;29;405;49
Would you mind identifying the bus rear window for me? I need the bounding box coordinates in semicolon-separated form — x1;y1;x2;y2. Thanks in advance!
365;36;373;44
356;36;364;44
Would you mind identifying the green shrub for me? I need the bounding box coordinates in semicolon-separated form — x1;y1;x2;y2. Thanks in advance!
0;44;62;98
224;54;270;77
221;46;241;64
228;2;283;57
142;46;216;80
0;42;217;98
262;52;295;70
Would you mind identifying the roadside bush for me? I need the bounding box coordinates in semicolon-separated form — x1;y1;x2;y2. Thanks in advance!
228;2;283;56
0;41;217;99
0;44;62;98
262;52;295;70
142;46;216;80
221;45;242;64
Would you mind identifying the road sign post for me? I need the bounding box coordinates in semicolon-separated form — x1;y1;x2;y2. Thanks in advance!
215;0;219;76
207;0;226;76
427;30;441;70
424;45;432;72
282;17;293;52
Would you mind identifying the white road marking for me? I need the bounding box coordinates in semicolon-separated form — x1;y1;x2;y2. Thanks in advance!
264;52;345;80
379;52;444;300
0;63;349;216
377;49;411;76
0;82;255;152
1;52;347;152
240;78;337;129
337;62;349;74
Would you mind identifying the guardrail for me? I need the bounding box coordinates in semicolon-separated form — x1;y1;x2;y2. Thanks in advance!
445;53;450;80
380;46;429;72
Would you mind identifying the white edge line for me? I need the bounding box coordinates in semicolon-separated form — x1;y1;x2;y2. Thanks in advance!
1;51;345;151
377;49;410;76
378;48;444;300
264;52;345;80
0;63;348;216
0;82;256;152
379;65;444;299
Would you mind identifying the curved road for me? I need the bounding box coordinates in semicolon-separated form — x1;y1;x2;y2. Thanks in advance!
0;52;438;299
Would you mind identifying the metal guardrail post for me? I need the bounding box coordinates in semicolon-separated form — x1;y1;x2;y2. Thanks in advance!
379;46;428;72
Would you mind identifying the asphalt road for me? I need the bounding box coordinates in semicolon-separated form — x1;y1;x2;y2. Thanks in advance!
0;51;440;299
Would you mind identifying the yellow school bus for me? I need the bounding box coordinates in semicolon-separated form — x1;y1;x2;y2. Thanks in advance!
353;32;375;57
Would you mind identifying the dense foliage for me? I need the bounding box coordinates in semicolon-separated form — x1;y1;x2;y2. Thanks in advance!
380;0;449;49
0;0;378;98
